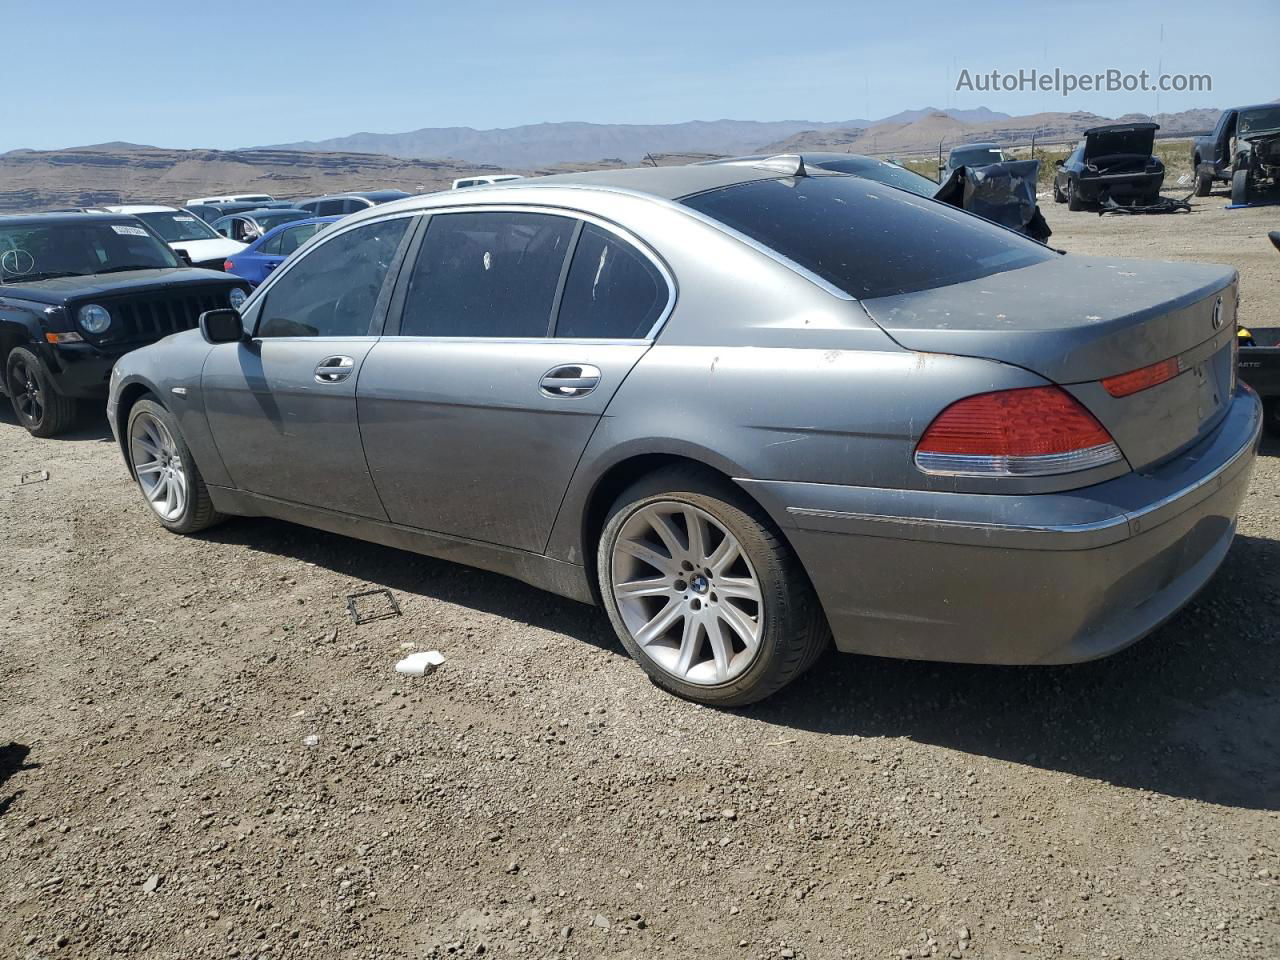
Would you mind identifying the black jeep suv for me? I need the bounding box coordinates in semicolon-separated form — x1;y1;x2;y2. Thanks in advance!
1;212;249;436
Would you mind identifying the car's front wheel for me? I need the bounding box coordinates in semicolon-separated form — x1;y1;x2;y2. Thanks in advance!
597;467;829;707
5;347;79;437
126;398;223;534
1232;167;1251;206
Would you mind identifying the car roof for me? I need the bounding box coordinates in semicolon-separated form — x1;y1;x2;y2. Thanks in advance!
259;215;343;235
104;204;177;214
217;207;308;220
343;189;412;200
499;163;783;201
0;212;140;226
1232;103;1278;112
949;142;1001;152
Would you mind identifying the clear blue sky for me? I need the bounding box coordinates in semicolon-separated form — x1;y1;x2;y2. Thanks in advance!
3;0;1276;152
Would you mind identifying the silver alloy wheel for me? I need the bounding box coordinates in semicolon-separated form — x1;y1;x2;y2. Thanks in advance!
129;412;188;522
611;501;764;685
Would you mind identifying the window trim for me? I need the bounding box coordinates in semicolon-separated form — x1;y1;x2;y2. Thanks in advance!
380;203;676;343
240;210;419;340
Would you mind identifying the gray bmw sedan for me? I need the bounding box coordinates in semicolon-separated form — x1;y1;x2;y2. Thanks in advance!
107;158;1261;705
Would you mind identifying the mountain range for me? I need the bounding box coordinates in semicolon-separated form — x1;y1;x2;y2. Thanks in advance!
257;108;1016;167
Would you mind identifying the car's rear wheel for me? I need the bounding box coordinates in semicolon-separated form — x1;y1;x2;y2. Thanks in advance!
126;398;223;534
1231;168;1251;206
5;346;79;438
1052;181;1064;203
597;467;829;706
1066;179;1084;211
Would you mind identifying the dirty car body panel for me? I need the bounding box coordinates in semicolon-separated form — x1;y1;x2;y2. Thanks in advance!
108;164;1261;675
1056;123;1166;205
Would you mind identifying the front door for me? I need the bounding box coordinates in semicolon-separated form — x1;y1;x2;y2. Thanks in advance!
358;211;672;553
203;215;414;517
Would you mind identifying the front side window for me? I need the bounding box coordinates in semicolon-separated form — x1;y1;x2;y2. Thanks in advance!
399;211;575;338
554;224;666;339
682;176;1054;300
257;218;410;338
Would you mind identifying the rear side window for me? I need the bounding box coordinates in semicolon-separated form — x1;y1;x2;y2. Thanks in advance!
257;218;410;338
554;224;667;339
681;176;1054;300
316;199;345;216
399;211;575;337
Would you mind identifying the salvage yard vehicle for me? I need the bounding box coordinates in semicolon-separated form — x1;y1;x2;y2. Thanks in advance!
223;216;341;286
1;212;250;437
107;160;1260;706
1235;231;1280;436
295;190;413;216
452;175;524;189
209;208;310;244
1053;123;1165;210
1193;104;1280;203
187;193;275;205
103;205;245;269
940;142;1006;180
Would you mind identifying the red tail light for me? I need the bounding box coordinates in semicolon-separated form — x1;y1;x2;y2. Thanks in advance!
224;260;234;271
915;386;1122;477
1101;357;1181;397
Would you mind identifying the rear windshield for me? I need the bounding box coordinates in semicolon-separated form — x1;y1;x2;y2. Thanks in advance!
135;211;219;243
681;176;1054;299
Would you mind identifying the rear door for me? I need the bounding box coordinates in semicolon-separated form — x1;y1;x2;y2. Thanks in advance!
358;210;672;553
202;214;414;517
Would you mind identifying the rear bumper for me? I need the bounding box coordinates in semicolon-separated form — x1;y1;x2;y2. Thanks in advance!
1077;172;1164;200
741;387;1261;665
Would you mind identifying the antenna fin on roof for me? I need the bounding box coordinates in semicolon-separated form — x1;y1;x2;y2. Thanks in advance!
754;154;807;177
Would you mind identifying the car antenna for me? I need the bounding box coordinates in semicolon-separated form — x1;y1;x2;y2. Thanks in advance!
753;154;808;177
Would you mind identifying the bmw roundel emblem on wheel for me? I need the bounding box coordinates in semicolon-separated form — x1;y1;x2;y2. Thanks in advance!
106;160;1262;705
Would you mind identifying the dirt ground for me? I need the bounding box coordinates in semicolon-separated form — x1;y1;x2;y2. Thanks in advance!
2;190;1279;960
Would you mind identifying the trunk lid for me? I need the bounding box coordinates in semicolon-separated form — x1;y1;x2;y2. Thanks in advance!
1083;123;1157;162
860;254;1238;470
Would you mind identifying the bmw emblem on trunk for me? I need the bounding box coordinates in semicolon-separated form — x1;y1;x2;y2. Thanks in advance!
1211;297;1224;330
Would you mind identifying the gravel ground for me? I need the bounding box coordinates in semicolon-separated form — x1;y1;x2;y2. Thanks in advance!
2;191;1279;960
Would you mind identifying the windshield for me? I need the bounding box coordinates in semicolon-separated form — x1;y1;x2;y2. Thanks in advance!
1239;106;1280;136
950;147;1005;168
681;176;1054;299
0;220;178;283
813;159;937;196
134;211;219;243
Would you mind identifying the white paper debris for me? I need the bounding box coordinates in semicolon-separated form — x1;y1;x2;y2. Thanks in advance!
395;650;446;676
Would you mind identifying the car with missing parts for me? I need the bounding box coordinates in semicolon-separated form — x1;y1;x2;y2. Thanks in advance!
1193;103;1280;205
106;158;1261;706
2;212;250;437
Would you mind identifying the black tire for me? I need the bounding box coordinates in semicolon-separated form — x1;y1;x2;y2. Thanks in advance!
125;397;223;534
1231;168;1251;206
5;346;79;437
1265;399;1280;439
1052;180;1064;203
1066;179;1084;211
596;466;829;707
1194;165;1212;197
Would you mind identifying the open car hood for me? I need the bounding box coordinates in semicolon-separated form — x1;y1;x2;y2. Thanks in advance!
1084;124;1157;160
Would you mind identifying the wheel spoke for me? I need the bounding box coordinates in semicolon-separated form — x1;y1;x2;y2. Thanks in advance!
614;577;673;598
717;601;761;648
634;600;683;646
707;618;733;683
683;508;707;562
616;538;678;576
674;615;702;675
647;510;687;560
705;536;739;576
134;458;164;477
717;577;761;603
135;435;162;459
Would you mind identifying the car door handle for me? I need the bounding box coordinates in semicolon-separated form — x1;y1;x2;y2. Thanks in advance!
315;355;355;383
540;364;601;397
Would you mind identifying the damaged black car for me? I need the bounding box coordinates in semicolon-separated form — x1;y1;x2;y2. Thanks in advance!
1053;122;1165;210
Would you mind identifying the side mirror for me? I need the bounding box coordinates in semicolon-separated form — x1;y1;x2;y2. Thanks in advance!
1055;158;1065;167
199;308;245;344
175;249;193;266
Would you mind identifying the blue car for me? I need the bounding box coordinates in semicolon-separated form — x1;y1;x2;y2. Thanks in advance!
222;216;342;286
